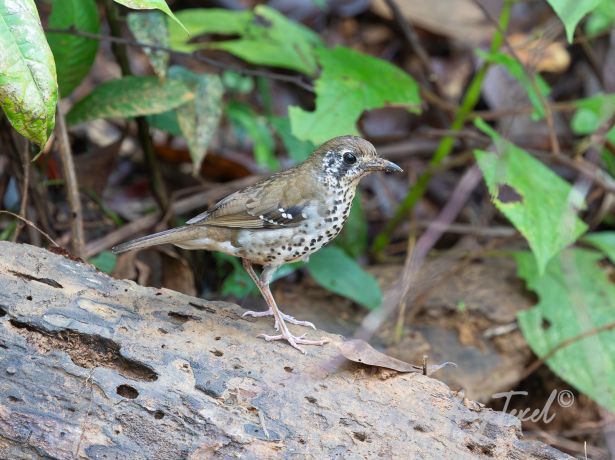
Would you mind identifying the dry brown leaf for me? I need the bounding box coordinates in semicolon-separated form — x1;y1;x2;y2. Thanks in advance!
339;339;454;375
371;0;495;45
508;33;570;73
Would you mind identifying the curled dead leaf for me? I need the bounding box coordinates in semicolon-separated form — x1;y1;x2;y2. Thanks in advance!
339;339;455;375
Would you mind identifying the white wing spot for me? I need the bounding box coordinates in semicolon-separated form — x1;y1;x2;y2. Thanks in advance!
301;212;307;218
278;207;285;212
259;215;264;219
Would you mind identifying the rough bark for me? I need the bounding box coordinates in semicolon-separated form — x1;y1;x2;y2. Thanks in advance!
0;242;570;459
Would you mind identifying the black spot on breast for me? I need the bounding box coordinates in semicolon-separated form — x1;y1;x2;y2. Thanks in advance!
310;239;316;244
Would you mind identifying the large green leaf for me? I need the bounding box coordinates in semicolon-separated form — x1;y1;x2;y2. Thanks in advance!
474;119;587;274
289;46;421;144
47;0;99;97
113;0;187;33
0;0;57;148
516;249;615;412
66;76;194;126
168;66;223;174
307;246;382;310
476;50;550;120
127;11;169;80
546;0;603;42
169;6;322;75
582;232;615;264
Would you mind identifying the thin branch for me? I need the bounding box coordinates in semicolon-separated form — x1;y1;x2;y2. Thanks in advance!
384;0;434;79
11;139;30;242
519;320;615;382
383;0;450;127
0;211;59;247
56;103;85;257
45;27;315;93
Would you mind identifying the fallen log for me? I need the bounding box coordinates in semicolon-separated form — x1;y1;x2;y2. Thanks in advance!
0;242;570;459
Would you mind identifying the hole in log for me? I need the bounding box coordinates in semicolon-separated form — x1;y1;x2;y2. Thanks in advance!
168;311;200;323
9;270;63;289
154;410;164;419
0;306;6;317
9;320;158;381
117;384;139;399
210;349;223;357
353;432;367;442
26;296;32;301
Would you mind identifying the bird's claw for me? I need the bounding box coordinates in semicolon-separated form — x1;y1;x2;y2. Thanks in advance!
242;309;316;330
258;332;329;354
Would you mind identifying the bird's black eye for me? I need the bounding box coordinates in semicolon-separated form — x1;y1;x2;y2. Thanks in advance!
343;151;357;165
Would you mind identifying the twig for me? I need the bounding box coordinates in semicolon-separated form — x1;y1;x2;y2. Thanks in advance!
520;320;615;381
11;139;30;242
384;0;433;80
383;0;449;127
56;102;85;257
103;0;170;213
0;211;59;247
45;27;315;93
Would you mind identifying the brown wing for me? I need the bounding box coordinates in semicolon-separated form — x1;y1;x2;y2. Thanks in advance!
186;168;320;229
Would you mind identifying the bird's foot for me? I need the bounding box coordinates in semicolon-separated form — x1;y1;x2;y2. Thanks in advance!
242;309;316;330
258;332;329;354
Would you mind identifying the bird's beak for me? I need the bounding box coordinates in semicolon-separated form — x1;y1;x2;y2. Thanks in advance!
365;157;403;173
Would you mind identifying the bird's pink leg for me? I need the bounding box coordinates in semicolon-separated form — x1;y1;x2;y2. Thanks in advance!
241;259;316;330
241;260;327;353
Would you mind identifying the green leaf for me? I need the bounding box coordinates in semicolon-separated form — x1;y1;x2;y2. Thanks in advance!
570;93;615;145
66;76;194;126
289;46;421;145
474;119;587;274
546;0;603;42
168;66;223;174
89;251;117;273
307;246;382;310
516;249;615;412
0;0;57;148
169;6;322;75
47;0;99;97
227;100;278;170
269;116;314;163
147;109;182;136
335;196;368;259
127;11;169;80
582;232;615;264
222;70;254;94
113;0;187;33
476;50;550;120
586;0;615;36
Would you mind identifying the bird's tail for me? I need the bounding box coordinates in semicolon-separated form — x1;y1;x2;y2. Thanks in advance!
112;226;202;254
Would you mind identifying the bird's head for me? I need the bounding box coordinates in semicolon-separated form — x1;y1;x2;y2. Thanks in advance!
308;135;402;187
